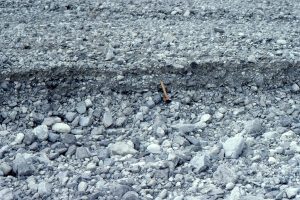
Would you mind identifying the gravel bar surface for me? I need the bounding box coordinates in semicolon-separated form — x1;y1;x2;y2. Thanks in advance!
1;0;300;200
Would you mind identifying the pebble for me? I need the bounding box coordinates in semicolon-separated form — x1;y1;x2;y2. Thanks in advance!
147;143;161;154
61;133;77;144
115;116;127;127
276;39;287;45
0;162;12;176
223;135;245;159
79;116;93;127
76;101;87;114
52;123;71;133
213;164;237;185
42;117;61;126
190;153;209;172
38;181;52;195
286;187;299;199
105;48;114;61
171;122;205;134
85;99;93;107
13;132;25;144
103;110;113;128
78;181;88;192
200;114;212;123
0;188;13;200
244;119;263;136
12;153;35;176
110;141;137;156
292;83;300;92
65;112;77;122
76;147;91;159
33;125;49;141
122;191;140;200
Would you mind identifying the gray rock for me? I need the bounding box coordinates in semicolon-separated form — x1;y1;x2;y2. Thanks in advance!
0;188;13;200
171;122;205;133
190;153;209;172
147;143;161;154
0;162;12;176
12;154;35;176
65;112;77;122
13;132;24;144
115;116;127;127
52;123;71;133
286;187;299;199
42;117;61;126
78;181;88;192
292;83;300;92
213;164;238;185
84;99;93;108
79;116;93;127
76;102;87;114
38;181;52;195
91;127;104;135
23;131;36;145
111;184;131;198
110;142;137;156
33;125;49;141
122;191;140;200
244;119;264;136
223;135;245;159
76;147;91;159
48;132;60;142
61;133;77;144
103;110;113;128
105;48;114;61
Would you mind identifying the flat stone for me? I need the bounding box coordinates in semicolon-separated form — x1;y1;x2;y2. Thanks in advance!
61;133;77;144
76;101;87;114
147;143;161;154
110;141;137;156
52;123;71;133
33;125;49;141
79;116;93;127
38;181;52;195
190;153;209;172
76;147;91;159
42;117;61;126
103;110;113;128
223;135;245;159
171;122;205;134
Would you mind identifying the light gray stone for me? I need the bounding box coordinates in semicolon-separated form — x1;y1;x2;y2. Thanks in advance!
190;153;209;172
147;143;161;154
286;187;299;199
33;125;48;141
38;181;52;195
171;122;205;133
122;191;140;200
12;153;35;176
42;117;61;126
110;142;137;156
76;147;91;159
244;119;264;136
79;116;93;127
0;188;13;200
13;132;24;144
213;164;238;185
76;101;87;114
103;110;113;128
0;163;12;176
52;123;71;133
85;99;93;108
115;116;126;127
78;181;88;192
65;112;77;122
223;135;245;159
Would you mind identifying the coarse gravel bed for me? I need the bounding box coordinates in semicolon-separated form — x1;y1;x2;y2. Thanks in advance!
1;0;300;200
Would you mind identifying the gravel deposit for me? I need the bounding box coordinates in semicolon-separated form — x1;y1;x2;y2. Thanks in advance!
1;0;300;200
